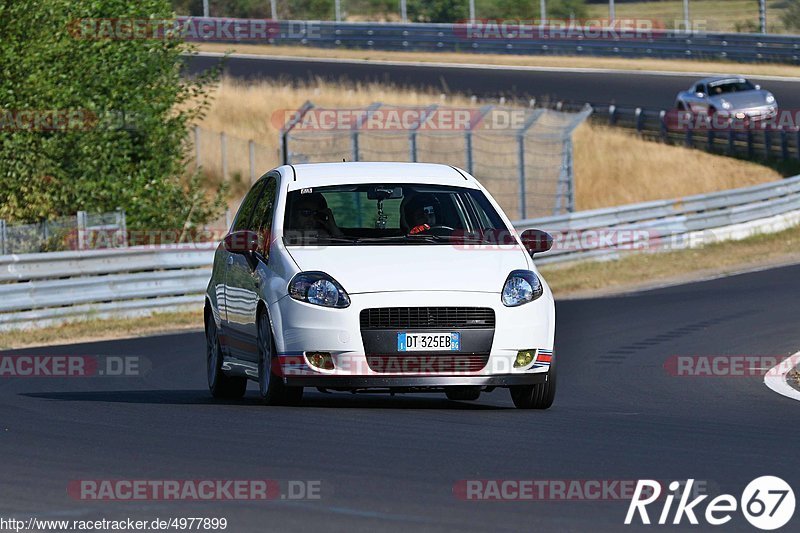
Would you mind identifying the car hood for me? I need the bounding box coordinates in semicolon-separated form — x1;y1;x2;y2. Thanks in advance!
709;90;771;109
285;245;531;294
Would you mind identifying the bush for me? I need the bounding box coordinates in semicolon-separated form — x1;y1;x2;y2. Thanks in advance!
0;0;225;231
781;2;800;31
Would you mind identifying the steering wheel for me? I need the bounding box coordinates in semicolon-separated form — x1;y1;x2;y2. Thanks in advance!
425;225;456;236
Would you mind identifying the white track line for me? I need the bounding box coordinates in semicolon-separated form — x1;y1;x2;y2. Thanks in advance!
764;350;800;402
193;51;800;83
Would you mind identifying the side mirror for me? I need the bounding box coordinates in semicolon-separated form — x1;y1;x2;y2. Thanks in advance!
223;230;260;254
520;229;553;256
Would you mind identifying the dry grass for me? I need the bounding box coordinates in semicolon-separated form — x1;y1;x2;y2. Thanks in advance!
194;77;780;213
585;0;790;34
572;125;781;210
0;310;202;350
195;43;800;79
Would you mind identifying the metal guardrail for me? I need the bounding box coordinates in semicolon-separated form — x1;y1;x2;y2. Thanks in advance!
519;174;800;264
187;18;800;64
1;175;799;329
0;247;214;330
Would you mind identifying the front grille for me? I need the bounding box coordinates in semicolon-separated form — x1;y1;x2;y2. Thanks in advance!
360;307;495;330
366;354;489;374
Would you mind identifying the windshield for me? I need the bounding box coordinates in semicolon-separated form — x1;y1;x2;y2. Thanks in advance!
708;80;756;95
283;183;513;245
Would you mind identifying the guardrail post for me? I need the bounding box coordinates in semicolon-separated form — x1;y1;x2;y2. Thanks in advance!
248;140;256;183
608;105;617;126
635;108;643;134
685;126;693;148
0;219;6;255
747;130;754;159
76;211;88;251
727;129;735;155
781;130;789;161
659;110;667;141
763;129;772;158
796;130;800;160
707;129;715;152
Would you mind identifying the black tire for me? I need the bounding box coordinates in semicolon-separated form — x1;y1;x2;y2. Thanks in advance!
445;386;481;401
257;311;303;406
206;315;247;399
510;357;557;410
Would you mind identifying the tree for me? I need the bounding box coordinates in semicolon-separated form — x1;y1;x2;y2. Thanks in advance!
0;0;225;232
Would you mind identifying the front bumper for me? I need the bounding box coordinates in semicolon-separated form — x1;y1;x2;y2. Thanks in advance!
284;372;548;388
268;290;555;386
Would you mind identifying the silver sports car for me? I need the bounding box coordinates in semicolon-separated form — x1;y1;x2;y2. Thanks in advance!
675;76;777;121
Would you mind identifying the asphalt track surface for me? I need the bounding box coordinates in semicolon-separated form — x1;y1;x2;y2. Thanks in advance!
187;54;800;110
2;264;800;531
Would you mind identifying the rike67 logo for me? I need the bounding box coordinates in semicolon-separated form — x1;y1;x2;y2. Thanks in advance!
625;477;795;530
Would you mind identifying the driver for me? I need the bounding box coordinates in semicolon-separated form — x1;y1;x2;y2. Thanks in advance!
402;193;439;235
288;192;343;237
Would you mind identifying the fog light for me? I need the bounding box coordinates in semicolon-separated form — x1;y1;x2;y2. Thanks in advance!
514;350;535;368
306;352;334;370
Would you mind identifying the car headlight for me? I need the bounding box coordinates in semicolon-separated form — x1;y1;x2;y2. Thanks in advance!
288;272;351;308
766;94;776;104
501;270;543;307
721;101;732;110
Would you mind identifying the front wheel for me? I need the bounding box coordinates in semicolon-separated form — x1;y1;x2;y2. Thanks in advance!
206;317;247;399
257;312;303;406
510;357;557;409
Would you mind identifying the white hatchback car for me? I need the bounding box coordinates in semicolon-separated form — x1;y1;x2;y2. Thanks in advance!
204;162;556;409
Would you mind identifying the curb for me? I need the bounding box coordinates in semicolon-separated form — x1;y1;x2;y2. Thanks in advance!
764;351;800;402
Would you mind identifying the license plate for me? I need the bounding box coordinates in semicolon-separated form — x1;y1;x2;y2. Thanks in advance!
397;332;461;352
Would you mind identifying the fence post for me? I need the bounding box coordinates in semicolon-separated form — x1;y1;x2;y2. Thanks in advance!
351;130;360;162
351;102;382;162
0;219;6;255
517;134;526;220
76;210;88;251
117;208;128;248
608;104;617;126
516;109;544;220
249;140;256;183
659;110;667;141
194;126;201;168
220;132;228;180
635;107;643;134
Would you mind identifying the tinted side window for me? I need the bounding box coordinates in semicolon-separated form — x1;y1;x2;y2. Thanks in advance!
231;181;265;232
251;178;277;232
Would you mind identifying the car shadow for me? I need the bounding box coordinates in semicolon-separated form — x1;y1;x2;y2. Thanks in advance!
20;390;510;409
